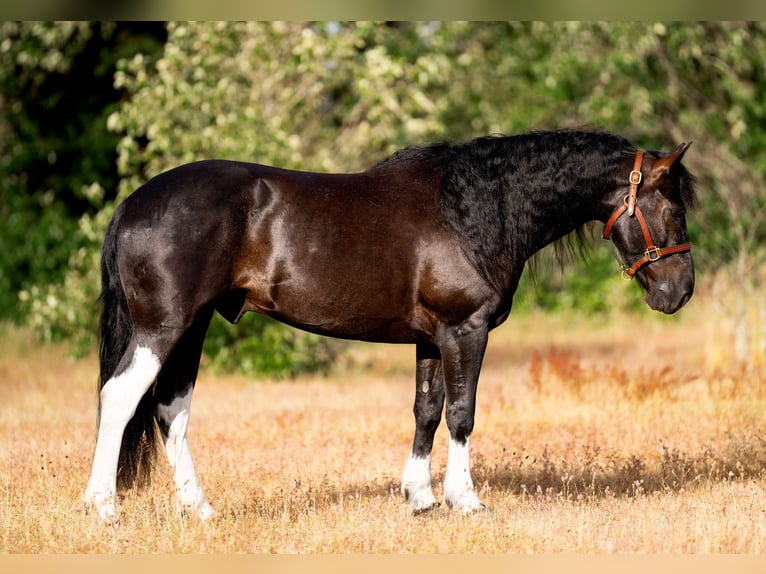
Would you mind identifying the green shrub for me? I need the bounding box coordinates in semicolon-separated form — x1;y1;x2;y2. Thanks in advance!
202;313;340;378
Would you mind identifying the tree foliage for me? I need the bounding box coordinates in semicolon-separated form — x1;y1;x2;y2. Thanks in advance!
4;21;765;374
0;21;165;322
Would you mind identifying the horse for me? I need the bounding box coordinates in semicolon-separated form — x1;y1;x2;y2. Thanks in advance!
83;129;696;522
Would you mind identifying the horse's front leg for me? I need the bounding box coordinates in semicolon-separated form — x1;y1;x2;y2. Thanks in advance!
437;318;488;514
401;342;445;514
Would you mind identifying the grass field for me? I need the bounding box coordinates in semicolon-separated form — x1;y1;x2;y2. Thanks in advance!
2;300;766;553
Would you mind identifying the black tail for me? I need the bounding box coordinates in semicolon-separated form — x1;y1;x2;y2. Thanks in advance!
98;204;159;491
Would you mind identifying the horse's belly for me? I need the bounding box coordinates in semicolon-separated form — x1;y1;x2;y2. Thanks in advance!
282;313;423;343
246;277;429;344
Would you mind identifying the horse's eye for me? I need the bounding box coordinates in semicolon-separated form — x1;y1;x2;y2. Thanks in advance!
668;207;685;219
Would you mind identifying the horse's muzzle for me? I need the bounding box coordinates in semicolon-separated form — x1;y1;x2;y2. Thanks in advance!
646;280;693;314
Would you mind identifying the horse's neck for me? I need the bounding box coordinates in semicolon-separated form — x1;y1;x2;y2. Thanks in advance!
515;178;613;262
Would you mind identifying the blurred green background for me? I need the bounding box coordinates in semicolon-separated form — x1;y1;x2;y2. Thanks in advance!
1;21;764;375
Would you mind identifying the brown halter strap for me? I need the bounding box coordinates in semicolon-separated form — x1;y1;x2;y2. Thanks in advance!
602;150;692;280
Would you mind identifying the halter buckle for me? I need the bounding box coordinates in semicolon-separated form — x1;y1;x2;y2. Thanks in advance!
645;246;661;262
629;169;642;185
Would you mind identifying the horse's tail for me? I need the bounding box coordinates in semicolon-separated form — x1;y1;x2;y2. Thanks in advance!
98;204;159;491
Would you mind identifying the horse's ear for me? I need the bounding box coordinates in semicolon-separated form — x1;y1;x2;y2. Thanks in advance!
647;142;692;184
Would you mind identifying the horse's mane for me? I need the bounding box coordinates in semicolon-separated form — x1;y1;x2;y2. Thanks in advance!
374;142;452;168
374;129;697;294
439;130;634;292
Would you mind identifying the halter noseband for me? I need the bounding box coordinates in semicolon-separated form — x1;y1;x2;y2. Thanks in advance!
602;150;692;280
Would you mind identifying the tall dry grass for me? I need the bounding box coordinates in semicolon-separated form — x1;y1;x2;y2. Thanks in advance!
2;294;766;552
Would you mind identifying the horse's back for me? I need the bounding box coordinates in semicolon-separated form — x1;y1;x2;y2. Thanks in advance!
120;158;439;222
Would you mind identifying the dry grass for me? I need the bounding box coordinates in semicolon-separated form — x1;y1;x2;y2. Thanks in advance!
2;303;766;553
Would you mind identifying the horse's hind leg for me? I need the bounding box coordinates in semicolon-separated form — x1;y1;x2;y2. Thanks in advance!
401;342;444;514
154;309;214;520
83;333;175;522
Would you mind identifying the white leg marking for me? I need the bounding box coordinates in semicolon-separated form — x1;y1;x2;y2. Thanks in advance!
443;435;485;514
401;453;438;513
156;387;214;521
83;346;161;522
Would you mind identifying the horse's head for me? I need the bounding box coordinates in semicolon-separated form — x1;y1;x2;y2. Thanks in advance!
603;143;696;314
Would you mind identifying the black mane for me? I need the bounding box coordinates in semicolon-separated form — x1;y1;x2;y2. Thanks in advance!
440;130;635;292
374;142;451;168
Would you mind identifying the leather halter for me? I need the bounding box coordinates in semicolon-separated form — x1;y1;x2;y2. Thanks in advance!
602;150;692;280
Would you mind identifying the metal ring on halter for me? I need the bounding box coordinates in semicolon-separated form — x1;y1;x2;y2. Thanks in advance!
607;236;634;280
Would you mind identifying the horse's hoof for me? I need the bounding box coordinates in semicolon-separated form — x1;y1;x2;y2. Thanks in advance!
83;492;121;524
465;503;491;516
412;501;441;516
445;490;487;515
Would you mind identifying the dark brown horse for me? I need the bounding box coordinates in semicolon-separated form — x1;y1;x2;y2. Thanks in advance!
83;129;696;521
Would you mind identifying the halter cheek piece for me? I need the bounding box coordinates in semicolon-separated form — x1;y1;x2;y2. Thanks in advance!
602;150;692;280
